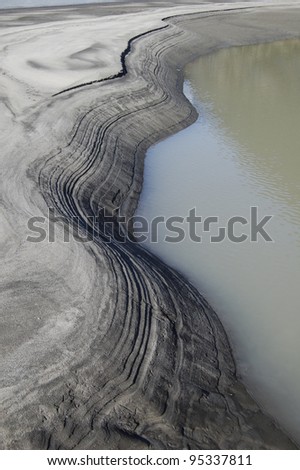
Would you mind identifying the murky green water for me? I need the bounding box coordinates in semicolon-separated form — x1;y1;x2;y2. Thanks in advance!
137;39;300;443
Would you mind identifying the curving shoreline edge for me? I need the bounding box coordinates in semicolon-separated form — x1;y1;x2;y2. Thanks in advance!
1;4;300;450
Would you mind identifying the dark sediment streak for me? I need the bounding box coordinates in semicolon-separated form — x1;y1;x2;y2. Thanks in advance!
52;7;256;98
52;24;170;97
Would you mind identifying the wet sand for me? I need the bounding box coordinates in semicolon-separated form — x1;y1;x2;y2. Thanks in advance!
0;1;300;449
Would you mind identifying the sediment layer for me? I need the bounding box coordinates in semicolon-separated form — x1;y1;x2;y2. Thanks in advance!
1;4;300;449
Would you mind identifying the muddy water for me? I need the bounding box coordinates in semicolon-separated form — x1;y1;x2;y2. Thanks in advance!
136;39;300;443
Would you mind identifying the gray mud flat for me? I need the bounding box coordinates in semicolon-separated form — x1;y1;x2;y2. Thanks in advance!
0;3;299;449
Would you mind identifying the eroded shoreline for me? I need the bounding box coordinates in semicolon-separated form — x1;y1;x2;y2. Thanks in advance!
1;3;300;449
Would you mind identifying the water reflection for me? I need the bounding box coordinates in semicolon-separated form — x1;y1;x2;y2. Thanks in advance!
185;40;300;216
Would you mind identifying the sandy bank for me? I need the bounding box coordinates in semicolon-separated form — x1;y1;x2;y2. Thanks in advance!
0;2;300;449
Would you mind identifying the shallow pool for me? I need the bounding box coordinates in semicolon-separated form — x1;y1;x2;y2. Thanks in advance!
136;39;300;443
